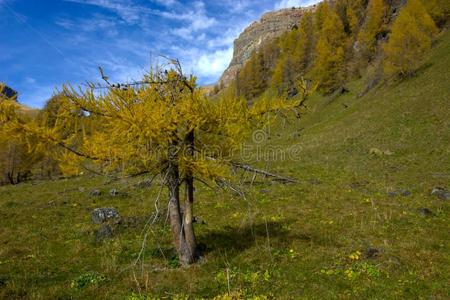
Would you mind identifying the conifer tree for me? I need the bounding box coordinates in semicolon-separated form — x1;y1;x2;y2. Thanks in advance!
311;6;347;92
271;12;313;96
349;0;369;28
0;85;42;184
383;0;438;77
238;50;267;100
346;6;359;36
357;0;387;61
313;1;330;33
423;0;450;27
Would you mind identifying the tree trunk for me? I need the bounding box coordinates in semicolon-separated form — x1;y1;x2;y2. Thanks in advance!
7;172;15;185
167;142;184;255
166;139;198;265
181;130;197;264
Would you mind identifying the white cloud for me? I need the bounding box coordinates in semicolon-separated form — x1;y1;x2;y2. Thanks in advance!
196;47;233;78
275;0;320;9
151;0;178;7
64;0;159;24
56;14;119;36
171;46;233;83
167;1;217;40
24;77;36;84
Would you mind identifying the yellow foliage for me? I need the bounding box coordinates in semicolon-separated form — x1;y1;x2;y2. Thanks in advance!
423;0;449;27
1;66;311;185
0;89;44;183
357;0;387;60
311;7;346;92
383;0;438;77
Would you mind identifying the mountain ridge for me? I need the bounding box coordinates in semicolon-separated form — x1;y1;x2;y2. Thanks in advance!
218;5;316;88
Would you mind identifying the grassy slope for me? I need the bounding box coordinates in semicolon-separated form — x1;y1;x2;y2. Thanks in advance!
0;32;449;299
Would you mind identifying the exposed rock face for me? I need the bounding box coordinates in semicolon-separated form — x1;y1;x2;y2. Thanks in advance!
219;7;311;87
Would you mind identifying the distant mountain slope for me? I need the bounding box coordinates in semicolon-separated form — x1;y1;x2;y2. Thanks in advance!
219;6;313;87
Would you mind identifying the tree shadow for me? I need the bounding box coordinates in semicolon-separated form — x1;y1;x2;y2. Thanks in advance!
197;219;313;256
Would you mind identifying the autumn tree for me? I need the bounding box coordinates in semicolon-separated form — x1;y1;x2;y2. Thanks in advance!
313;1;330;33
0;85;43;184
0;62;312;265
333;0;366;36
347;0;368;30
311;5;347;93
423;0;450;27
357;0;387;61
237;50;267;100
271;12;314;96
383;0;438;78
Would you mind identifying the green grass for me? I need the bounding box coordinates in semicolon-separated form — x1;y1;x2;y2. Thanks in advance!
1;31;450;299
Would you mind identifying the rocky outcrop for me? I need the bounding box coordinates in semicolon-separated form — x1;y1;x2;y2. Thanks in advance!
219;7;313;87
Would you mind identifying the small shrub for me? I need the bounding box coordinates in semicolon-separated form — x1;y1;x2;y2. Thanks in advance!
168;254;180;268
70;272;106;290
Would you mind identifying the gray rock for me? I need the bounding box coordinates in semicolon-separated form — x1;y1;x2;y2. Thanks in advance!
96;224;114;242
431;187;450;200
91;208;120;224
193;216;207;225
109;189;119;196
418;208;434;217
388;189;411;197
89;189;101;197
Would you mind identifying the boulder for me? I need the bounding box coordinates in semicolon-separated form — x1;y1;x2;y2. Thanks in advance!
431;187;450;200
91;208;120;224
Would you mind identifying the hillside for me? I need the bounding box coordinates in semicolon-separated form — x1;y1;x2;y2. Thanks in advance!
0;25;448;300
219;7;310;88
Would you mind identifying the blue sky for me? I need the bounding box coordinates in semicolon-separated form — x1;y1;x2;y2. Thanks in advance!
0;0;319;107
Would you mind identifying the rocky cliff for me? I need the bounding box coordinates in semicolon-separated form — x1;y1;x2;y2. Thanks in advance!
219;7;313;87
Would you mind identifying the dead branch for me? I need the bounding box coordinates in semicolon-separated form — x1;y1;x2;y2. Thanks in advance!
231;162;298;184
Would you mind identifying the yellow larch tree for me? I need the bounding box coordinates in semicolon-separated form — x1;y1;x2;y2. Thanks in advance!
383;0;438;78
0;63;312;265
357;0;387;61
0;84;43;184
311;5;347;93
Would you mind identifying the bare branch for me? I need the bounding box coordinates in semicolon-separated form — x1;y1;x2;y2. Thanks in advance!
231;162;298;183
